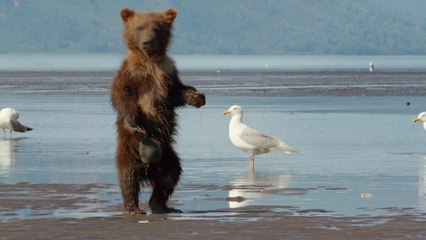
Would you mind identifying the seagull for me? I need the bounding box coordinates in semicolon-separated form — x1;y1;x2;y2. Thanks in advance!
369;62;375;72
223;105;298;169
0;108;33;138
413;112;426;130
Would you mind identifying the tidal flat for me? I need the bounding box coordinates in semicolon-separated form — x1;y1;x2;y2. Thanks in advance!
1;70;426;239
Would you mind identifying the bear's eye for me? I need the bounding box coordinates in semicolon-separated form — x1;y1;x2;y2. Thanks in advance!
137;26;144;31
155;27;167;36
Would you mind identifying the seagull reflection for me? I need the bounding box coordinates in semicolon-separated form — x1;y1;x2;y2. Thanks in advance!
228;172;293;208
0;139;15;174
419;157;426;210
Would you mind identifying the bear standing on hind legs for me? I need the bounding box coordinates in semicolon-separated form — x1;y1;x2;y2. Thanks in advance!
111;8;205;214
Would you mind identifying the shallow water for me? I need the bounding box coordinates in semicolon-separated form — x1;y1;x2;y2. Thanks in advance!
2;79;426;220
2;67;426;220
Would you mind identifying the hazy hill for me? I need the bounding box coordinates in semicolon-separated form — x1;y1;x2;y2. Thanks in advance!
1;0;425;54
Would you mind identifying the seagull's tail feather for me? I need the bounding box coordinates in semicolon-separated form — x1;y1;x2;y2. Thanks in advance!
11;120;33;132
271;140;299;154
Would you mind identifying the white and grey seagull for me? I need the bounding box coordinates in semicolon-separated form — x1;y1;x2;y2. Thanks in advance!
223;105;298;170
0;108;33;138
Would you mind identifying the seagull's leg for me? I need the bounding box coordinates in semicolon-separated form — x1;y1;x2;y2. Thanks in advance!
250;154;255;175
10;129;13;139
2;129;5;139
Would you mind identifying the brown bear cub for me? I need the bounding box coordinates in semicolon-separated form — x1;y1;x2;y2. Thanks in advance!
111;8;205;214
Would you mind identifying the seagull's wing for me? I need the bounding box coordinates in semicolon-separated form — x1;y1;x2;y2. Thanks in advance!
10;120;32;132
240;126;279;149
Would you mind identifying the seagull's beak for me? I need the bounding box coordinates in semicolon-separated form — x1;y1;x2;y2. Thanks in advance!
223;110;231;115
413;117;421;123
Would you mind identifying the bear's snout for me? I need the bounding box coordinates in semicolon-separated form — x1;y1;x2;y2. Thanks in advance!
139;36;159;53
143;39;156;48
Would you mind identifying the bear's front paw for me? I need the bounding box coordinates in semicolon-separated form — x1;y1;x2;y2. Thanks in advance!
185;91;205;108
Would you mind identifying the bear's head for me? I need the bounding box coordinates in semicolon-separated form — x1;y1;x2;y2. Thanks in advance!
120;8;177;57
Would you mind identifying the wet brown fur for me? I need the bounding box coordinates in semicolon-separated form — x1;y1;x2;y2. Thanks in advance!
110;8;205;214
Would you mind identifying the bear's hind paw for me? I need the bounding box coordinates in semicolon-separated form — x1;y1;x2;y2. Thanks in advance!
150;205;182;214
166;207;182;214
128;208;146;215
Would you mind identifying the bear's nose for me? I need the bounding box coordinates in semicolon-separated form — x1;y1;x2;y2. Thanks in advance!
143;40;154;46
142;40;159;52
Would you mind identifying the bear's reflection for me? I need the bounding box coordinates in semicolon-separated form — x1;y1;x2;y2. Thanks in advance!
228;172;294;208
0;139;15;175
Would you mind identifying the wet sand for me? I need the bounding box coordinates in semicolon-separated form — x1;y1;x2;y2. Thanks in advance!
3;211;426;239
1;183;426;239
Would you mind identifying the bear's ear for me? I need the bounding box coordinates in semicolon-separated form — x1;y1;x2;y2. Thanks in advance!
120;8;135;22
162;9;177;24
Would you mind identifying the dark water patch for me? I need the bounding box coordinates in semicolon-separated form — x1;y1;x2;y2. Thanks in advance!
226;196;246;203
2;71;426;97
389;152;417;156
188;71;426;97
269;187;315;195
297;209;334;214
325;187;348;191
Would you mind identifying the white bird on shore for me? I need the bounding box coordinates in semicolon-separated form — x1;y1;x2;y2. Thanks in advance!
369;62;375;72
223;105;298;170
0;108;33;138
413;112;426;130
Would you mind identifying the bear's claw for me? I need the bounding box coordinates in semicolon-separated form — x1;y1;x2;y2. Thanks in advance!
123;117;146;134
